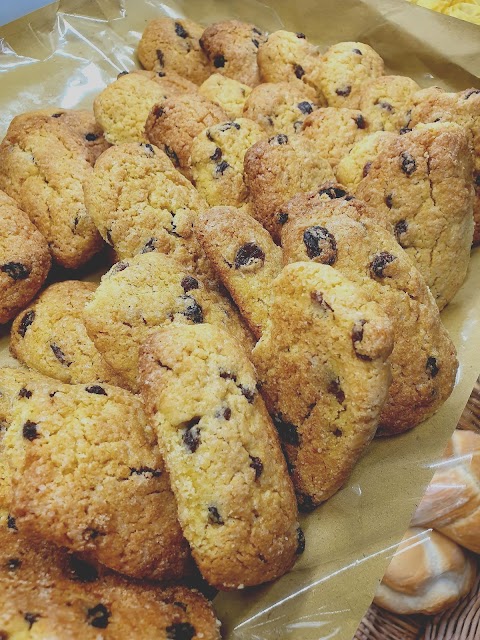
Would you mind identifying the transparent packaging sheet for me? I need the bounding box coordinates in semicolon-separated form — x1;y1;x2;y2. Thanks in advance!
0;1;479;638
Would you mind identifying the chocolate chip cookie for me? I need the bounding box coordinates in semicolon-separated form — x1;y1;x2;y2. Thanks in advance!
358;75;420;133
198;73;252;119
336;131;397;192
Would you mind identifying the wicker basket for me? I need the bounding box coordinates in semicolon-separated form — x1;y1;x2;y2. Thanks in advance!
354;380;480;640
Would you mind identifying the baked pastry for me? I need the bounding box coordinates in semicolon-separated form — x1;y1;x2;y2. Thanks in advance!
198;73;252;119
0;190;50;325
336;131;397;191
374;527;476;615
1;369;190;581
199;20;267;87
412;430;480;554
0;116;103;269
244;135;335;242
358;75;420;132
242;81;319;136
83;252;253;391
145;93;228;179
409;86;480;244
93;70;197;145
10;281;123;386
319;41;385;108
356;121;474;310
190;118;265;208
251;262;393;508
281;194;458;435
139;323;301;590
194;206;283;338
301;107;371;169
137;17;210;84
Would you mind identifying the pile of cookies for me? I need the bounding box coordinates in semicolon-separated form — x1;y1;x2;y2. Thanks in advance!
0;13;478;637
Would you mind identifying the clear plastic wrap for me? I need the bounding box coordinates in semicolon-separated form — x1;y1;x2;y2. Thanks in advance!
0;1;480;638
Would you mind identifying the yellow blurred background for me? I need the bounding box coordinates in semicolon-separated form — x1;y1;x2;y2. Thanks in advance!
408;0;480;25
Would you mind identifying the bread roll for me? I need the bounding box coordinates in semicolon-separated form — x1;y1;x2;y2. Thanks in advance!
374;527;476;615
412;430;480;553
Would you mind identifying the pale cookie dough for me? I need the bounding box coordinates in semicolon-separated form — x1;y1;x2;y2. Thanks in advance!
199;20;267;87
83;252;254;391
244;134;335;241
195;206;283;338
356;122;474;310
145;93;228;180
358;75;420;132
10;281;123;386
198;73;252;119
336;131;397;192
0;190;50;325
0;116;103;269
190;118;265;208
281;196;458;435
319;41;385;108
139;323;301;590
137;17;210;84
252;262;393;508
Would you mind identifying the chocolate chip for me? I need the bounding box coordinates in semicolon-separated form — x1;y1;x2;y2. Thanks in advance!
183;417;201;453
336;86;352;97
18;310;35;337
296;32;306;38
210;147;222;161
277;212;289;225
156;49;164;66
252;27;262;35
297;101;314;114
426;356;439;378
234;243;265;269
239;385;256;403
274;415;300;446
129;466;162;477
333;428;343;437
269;133;288;145
141;237;156;253
86;604;110;629
303;226;337;264
327;378;345;404
215;160;230;175
296;527;306;553
474;172;480;187
213;55;225;68
318;185;347;199
111;260;128;273
23;420;39;441
154;105;165;118
310;290;333;312
7;515;16;530
220;370;237;382
18;388;32;399
180;295;203;324
400;151;416;175
352;319;372;361
117;70;128;77
67;555;99;583
354;114;367;129
181;275;199;292
24;613;40;630
85;132;99;141
464;88;480;100
249;456;263;480
50;343;72;366
221;406;232;420
363;161;372;177
399;127;412;135
297;493;316;512
7;558;21;570
85;385;107;396
252;38;260;48
51;112;63;118
208;506;224;525
1;262;30;280
174;22;188;38
394;220;408;243
294;64;305;79
370;251;396;278
352;48;362;55
378;101;393;112
385;193;393;209
164;145;180;167
166;622;196;640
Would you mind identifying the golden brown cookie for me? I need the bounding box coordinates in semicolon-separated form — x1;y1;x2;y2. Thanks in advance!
145;93;228;179
0;190;50;325
137;17;210;84
281;195;458;435
243;134;335;241
198;73;252;118
409;86;480;244
83;252;253;391
195;206;283;338
252;262;393;508
10;281;123;386
336;131;397;192
319;41;385;108
199;20;267;87
0;116;103;269
358;75;420;133
356;122;474;310
190;118;265;208
139;323;301;590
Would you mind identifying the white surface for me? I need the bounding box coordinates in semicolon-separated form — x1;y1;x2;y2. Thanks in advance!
0;0;54;26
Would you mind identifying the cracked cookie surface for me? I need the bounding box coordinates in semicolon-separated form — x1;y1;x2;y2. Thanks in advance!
198;73;252;119
358;75;420;133
336;131;397;192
